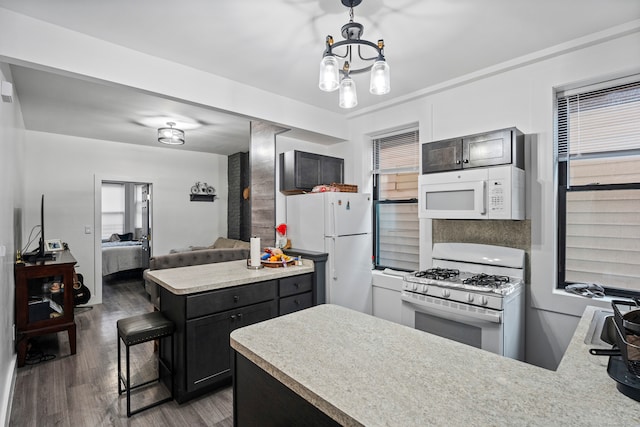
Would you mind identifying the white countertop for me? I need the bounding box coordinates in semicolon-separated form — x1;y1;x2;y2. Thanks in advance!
145;259;314;295
230;304;640;426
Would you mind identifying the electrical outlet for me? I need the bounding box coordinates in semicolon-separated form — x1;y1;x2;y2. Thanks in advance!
84;226;92;234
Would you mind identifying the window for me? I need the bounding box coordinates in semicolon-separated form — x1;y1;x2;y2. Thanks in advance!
102;182;125;239
556;77;640;296
373;129;420;271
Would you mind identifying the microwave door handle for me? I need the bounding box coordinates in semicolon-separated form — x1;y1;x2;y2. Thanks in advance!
476;181;486;215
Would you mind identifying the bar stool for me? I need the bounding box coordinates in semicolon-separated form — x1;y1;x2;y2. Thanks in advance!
117;311;174;417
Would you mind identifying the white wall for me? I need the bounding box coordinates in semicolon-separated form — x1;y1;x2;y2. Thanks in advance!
0;63;25;427
23;131;229;304
0;7;348;143
348;31;640;370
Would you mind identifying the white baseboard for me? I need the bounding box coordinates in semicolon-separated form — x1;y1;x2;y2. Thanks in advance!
1;357;16;427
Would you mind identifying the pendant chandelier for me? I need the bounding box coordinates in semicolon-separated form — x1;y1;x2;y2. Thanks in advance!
318;0;390;109
157;122;185;145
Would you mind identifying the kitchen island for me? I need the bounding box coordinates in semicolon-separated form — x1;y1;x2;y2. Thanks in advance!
146;259;317;403
230;304;639;426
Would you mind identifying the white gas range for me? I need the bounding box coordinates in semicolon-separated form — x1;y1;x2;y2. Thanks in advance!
401;243;525;360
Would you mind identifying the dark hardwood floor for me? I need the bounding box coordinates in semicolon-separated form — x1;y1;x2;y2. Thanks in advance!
9;272;233;427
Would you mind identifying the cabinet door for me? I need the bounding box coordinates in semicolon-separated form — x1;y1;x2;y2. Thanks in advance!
295;151;322;190
185;310;233;392
422;138;463;173
372;286;402;324
185;300;276;392
462;129;513;168
320;156;344;185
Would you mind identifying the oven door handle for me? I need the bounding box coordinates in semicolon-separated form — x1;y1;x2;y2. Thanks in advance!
401;292;502;324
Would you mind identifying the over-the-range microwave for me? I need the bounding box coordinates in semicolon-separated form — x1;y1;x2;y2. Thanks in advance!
418;165;525;220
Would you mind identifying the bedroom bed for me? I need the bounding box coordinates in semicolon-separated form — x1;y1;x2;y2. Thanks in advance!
102;240;146;276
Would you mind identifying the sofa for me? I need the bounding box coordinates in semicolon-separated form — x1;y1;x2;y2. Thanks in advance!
143;237;251;307
168;236;251;254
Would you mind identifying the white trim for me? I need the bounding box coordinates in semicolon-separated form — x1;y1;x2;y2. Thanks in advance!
93;173;154;305
556;71;640;97
1;358;16;427
348;19;640;119
367;123;419;139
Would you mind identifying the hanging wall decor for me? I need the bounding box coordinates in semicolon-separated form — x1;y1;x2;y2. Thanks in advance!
190;181;217;202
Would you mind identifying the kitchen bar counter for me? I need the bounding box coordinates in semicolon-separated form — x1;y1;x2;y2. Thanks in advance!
230;304;639;426
145;259;314;295
145;259;317;403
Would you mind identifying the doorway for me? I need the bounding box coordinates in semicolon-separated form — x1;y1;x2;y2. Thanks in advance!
94;177;153;305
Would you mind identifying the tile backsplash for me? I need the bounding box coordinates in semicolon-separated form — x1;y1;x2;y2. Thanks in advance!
432;219;531;282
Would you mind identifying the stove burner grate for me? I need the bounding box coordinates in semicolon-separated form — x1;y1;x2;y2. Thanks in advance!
415;268;460;280
463;273;510;288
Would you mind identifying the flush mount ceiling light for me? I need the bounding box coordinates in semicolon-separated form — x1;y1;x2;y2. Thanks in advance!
157;122;185;145
319;0;390;109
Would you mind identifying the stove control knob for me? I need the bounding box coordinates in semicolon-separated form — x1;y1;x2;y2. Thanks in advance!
421;285;428;293
442;289;451;298
479;296;489;306
412;283;418;291
466;293;474;303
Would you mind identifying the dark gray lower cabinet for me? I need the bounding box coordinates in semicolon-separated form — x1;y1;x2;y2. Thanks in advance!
278;274;313;315
160;273;316;403
234;353;341;427
185;300;276;392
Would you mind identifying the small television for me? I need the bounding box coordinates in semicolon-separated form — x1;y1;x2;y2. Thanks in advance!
24;194;55;262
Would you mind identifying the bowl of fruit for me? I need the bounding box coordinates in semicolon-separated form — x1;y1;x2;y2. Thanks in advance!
260;248;295;268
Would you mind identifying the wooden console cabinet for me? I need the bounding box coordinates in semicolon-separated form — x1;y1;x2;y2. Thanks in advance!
14;250;77;367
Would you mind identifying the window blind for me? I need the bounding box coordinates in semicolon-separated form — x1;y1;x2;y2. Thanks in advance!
557;79;640;163
373;130;419;174
373;129;419;271
102;182;125;239
557;76;640;293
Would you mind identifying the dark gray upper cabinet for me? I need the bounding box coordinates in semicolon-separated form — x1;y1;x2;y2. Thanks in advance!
280;150;344;194
422;127;524;174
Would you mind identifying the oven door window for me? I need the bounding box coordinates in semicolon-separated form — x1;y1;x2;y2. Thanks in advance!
415;311;481;348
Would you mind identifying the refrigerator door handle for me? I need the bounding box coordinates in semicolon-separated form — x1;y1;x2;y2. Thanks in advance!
330;237;337;280
329;201;336;237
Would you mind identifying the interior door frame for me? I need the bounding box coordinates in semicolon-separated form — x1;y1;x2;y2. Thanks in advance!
93;174;153;305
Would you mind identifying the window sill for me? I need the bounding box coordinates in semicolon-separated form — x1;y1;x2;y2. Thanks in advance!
531;286;635;317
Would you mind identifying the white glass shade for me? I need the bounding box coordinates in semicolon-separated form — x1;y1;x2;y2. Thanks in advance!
319;55;340;92
339;77;358;109
157;127;185;145
369;60;390;95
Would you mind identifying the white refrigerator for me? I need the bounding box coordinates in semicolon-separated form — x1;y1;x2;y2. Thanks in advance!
286;192;373;314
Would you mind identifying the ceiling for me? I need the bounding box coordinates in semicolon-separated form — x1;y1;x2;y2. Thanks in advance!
1;0;639;154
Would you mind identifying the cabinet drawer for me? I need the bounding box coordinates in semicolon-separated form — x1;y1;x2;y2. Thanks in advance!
279;274;312;297
279;292;313;315
186;280;277;319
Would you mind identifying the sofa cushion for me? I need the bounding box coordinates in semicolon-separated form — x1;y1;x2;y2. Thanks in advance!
149;247;249;270
212;237;251;250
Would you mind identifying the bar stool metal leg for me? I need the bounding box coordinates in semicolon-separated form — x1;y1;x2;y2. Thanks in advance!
116;312;174;418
